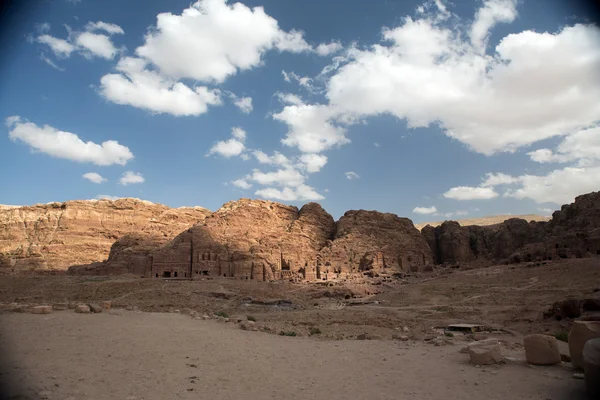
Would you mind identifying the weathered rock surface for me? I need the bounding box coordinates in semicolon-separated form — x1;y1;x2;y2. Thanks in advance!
423;191;600;266
75;304;91;313
523;334;561;365
583;338;600;397
88;303;103;313
467;339;503;365
569;321;600;370
0;198;211;272
31;305;52;314
147;200;433;281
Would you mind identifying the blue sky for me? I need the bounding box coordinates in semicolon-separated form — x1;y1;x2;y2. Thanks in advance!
1;0;599;221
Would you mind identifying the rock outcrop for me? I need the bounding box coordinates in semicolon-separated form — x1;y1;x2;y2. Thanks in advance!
144;200;433;281
0;198;211;272
422;191;600;266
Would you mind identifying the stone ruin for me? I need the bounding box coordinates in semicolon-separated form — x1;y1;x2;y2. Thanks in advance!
84;199;434;282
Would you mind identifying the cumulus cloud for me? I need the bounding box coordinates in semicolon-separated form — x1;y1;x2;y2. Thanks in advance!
6;116;133;166
316;41;343;56
443;186;498;200
413;206;437;215
82;172;107;184
504;166;600;204
232;179;252;189
208;127;247;158
100;57;222;116
119;171;145;185
345;171;360;180
232;96;253;114
300;154;327;173
481;172;520;187
255;184;324;202
36;21;124;61
134;0;312;83
322;2;600;155
527;126;600;166
273;100;350;153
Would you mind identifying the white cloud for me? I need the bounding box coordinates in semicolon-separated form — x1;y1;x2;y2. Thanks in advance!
85;21;125;35
280;71;318;93
135;0;312;84
470;0;518;51
75;31;121;59
413;206;437;214
36;22;124;61
119;171;145;186
316;41;343;56
232;96;253;114
208;126;248;158
37;35;75;57
481;172;519;187
374;142;380;147
248;167;305;187
100;57;222;116
95;194;120;201
504;166;600;204
6;116;133;166
345;171;360;180
273;100;349;153
83;172;107;184
40;54;65;71
443;186;498;200
527;126;600;166
323;3;600;155
255;184;324;202
252;150;290;166
208;139;245;158
232;179;252;189
300;154;327;173
231;127;247;141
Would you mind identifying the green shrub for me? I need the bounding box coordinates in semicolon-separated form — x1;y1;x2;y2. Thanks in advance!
444;332;454;338
554;331;568;342
214;311;229;318
309;327;322;336
279;331;297;337
247;315;256;322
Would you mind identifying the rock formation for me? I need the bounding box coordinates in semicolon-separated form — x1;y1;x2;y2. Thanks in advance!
82;199;433;281
422;191;600;266
0;198;211;272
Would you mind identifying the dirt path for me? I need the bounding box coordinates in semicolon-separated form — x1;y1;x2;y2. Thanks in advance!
0;311;587;400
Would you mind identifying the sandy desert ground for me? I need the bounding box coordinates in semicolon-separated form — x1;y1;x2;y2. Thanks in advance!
0;257;599;399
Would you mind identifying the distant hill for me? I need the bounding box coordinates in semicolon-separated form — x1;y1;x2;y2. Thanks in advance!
414;214;551;231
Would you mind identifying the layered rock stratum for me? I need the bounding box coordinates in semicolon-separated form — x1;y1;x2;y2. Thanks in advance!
0;198;211;271
422;191;600;266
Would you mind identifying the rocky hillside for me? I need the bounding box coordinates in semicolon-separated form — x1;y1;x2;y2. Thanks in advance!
414;214;550;231
421;191;600;266
0;198;211;271
72;199;434;280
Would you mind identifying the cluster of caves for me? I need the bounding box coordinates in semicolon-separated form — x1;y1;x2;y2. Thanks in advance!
146;239;433;282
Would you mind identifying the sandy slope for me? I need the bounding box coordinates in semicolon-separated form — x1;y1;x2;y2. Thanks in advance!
0;311;586;400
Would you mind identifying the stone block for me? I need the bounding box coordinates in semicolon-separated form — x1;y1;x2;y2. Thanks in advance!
524;334;561;365
569;321;600;369
31;306;52;314
75;304;91;313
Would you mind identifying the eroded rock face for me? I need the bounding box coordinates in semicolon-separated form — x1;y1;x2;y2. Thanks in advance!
423;191;600;265
147;200;433;281
0;198;211;272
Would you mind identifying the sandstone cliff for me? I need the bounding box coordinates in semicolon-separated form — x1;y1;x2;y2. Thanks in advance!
0;198;211;271
74;199;433;280
422;191;600;266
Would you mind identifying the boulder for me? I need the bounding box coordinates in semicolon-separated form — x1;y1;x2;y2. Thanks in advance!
240;321;258;331
31;306;52;314
68;302;78;309
569;321;600;369
75;304;91;313
523;334;561;365
88;303;102;313
557;340;571;362
101;301;112;310
583;338;600;398
468;340;503;365
52;303;68;310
